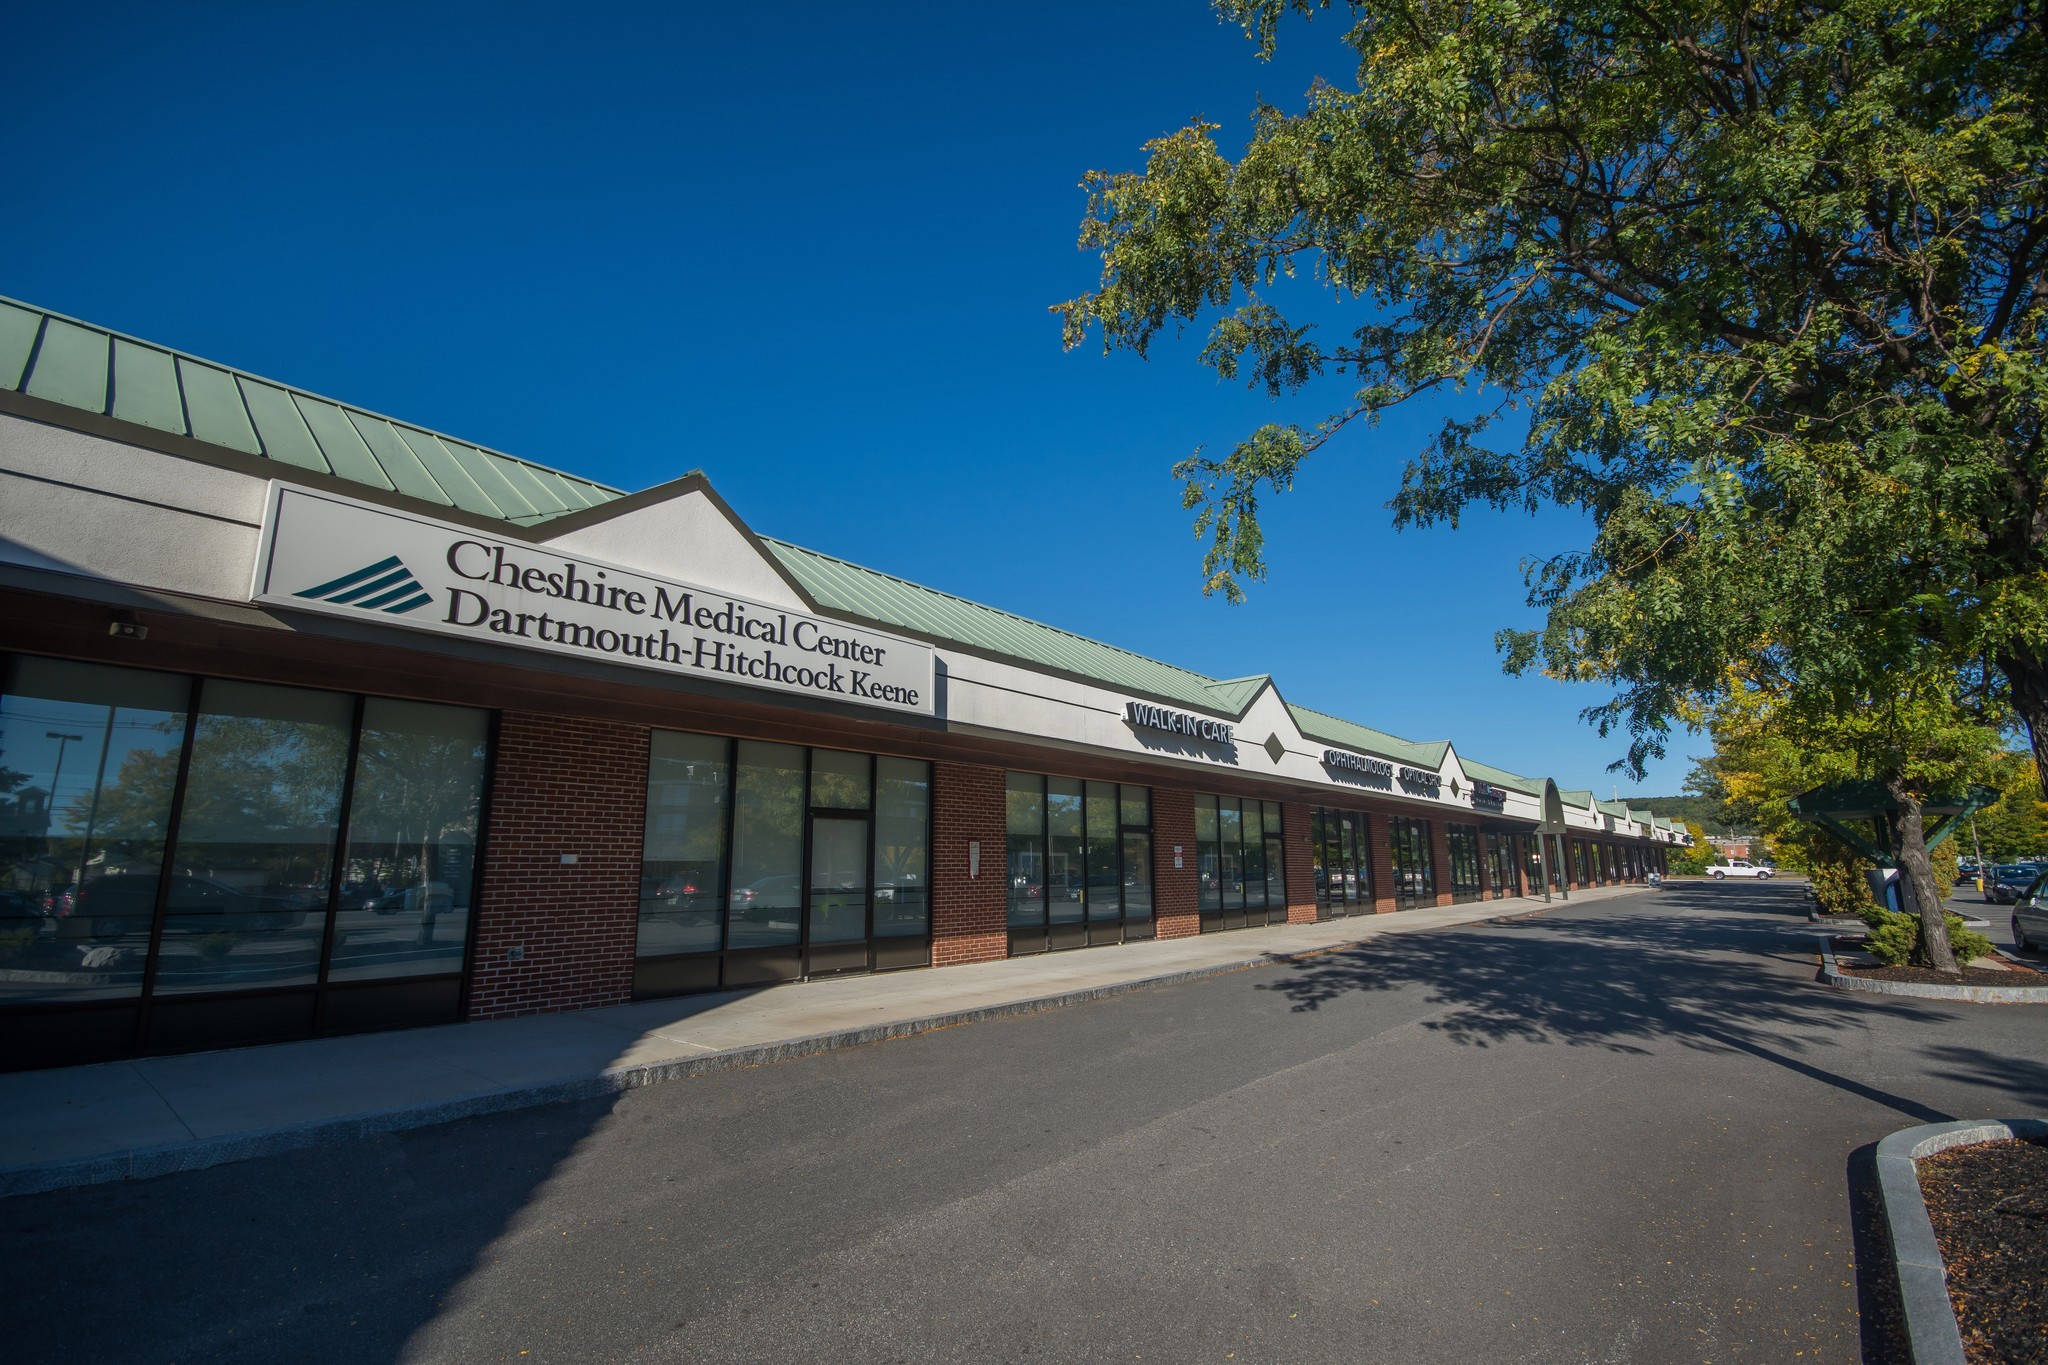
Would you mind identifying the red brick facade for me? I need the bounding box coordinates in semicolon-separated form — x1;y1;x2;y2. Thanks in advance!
1368;811;1398;913
1281;799;1318;925
468;712;649;1020
931;760;1007;967
1151;787;1200;939
1428;819;1455;908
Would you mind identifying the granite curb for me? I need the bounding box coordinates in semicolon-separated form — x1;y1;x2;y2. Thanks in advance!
0;932;1399;1200
1874;1118;2048;1365
1816;935;2048;1003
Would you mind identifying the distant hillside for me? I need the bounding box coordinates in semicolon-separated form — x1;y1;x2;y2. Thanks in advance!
1627;795;1736;836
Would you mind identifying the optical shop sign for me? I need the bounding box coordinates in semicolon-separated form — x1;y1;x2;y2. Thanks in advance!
252;485;935;716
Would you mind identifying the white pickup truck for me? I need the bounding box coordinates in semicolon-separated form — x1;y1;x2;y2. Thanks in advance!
1707;860;1776;880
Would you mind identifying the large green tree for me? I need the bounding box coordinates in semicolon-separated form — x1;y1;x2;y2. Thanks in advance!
1058;0;2048;797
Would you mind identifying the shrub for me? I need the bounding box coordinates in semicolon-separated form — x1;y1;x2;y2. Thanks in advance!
1857;907;1994;969
1809;857;1871;917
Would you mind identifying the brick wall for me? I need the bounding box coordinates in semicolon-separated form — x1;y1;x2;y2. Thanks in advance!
1152;787;1200;939
932;760;1007;967
1369;812;1397;913
1281;799;1318;925
468;712;648;1020
1428;818;1454;908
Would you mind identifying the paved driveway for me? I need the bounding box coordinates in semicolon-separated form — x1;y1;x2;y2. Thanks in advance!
4;882;2041;1363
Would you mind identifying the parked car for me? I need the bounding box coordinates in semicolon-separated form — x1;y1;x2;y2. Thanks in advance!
60;874;309;941
2013;871;2048;951
1984;864;2041;905
1708;860;1776;880
364;882;454;915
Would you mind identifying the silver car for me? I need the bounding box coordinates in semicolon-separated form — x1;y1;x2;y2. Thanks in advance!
2014;871;2048;952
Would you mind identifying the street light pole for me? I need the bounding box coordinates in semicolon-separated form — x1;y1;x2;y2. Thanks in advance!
44;730;84;904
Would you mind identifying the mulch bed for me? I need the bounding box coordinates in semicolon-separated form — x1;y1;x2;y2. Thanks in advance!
1917;1138;2048;1365
1828;938;2048;987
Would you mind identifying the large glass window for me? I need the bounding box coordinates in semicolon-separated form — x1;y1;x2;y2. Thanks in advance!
1446;824;1483;905
0;656;492;1067
1483;831;1518;898
1387;817;1436;909
729;742;805;950
1007;773;1151;954
874;758;931;939
1312;808;1370;916
1195;795;1287;931
0;659;188;1004
153;682;351;995
635;735;932;995
639;732;731;959
328;699;488;982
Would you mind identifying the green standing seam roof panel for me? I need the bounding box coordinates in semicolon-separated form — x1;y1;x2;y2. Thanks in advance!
526;466;600;512
389;423;505;515
292;394;392;491
23;318;108;414
1459;758;1545;797
0;302;42;390
345;412;456;508
428;435;537;520
176;359;262;454
237;378;329;473
487;453;569;518
109;340;186;436
766;538;1232;711
1203;676;1269;711
1288;703;1450;768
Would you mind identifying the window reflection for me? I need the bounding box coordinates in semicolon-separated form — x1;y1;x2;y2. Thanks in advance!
639;732;730;957
729;742;804;949
328;700;487;982
152;681;352;995
0;659;188;1002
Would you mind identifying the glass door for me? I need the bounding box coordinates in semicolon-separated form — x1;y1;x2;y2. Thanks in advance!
806;813;870;976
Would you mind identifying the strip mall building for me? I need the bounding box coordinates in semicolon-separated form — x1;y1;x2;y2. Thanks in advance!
0;298;1687;1073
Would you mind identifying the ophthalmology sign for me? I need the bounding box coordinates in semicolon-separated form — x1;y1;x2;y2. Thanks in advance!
251;485;935;716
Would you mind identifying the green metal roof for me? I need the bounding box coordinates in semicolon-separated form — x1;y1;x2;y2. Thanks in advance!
0;293;1657;817
1460;758;1544;797
1203;676;1271;711
764;537;1235;713
1285;704;1449;769
0;296;623;525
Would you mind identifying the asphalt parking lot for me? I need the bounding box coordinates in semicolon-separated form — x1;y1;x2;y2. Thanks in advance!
3;881;2041;1364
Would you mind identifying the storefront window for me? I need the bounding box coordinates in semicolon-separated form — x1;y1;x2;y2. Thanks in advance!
1007;773;1046;932
152;681;351;995
873;758;930;939
0;659;188;1004
0;656;493;1068
1446;824;1483;904
1195;795;1286;931
729;742;807;950
639;731;731;958
636;735;932;995
1008;773;1151;954
328;699;488;982
1387;817;1436;909
1310;808;1370;917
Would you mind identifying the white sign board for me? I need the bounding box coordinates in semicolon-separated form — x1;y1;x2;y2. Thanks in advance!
252;485;935;716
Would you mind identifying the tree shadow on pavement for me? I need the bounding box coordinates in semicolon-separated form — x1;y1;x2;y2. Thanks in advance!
1255;888;2038;1125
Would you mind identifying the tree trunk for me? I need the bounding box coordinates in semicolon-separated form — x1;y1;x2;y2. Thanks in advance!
2002;645;2048;802
1886;777;1959;973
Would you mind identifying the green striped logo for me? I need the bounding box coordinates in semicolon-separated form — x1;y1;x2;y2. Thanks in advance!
292;556;435;614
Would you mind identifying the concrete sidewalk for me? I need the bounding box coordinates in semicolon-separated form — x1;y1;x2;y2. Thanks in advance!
0;885;1650;1197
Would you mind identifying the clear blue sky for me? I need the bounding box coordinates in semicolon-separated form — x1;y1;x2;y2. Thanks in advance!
3;0;1707;797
